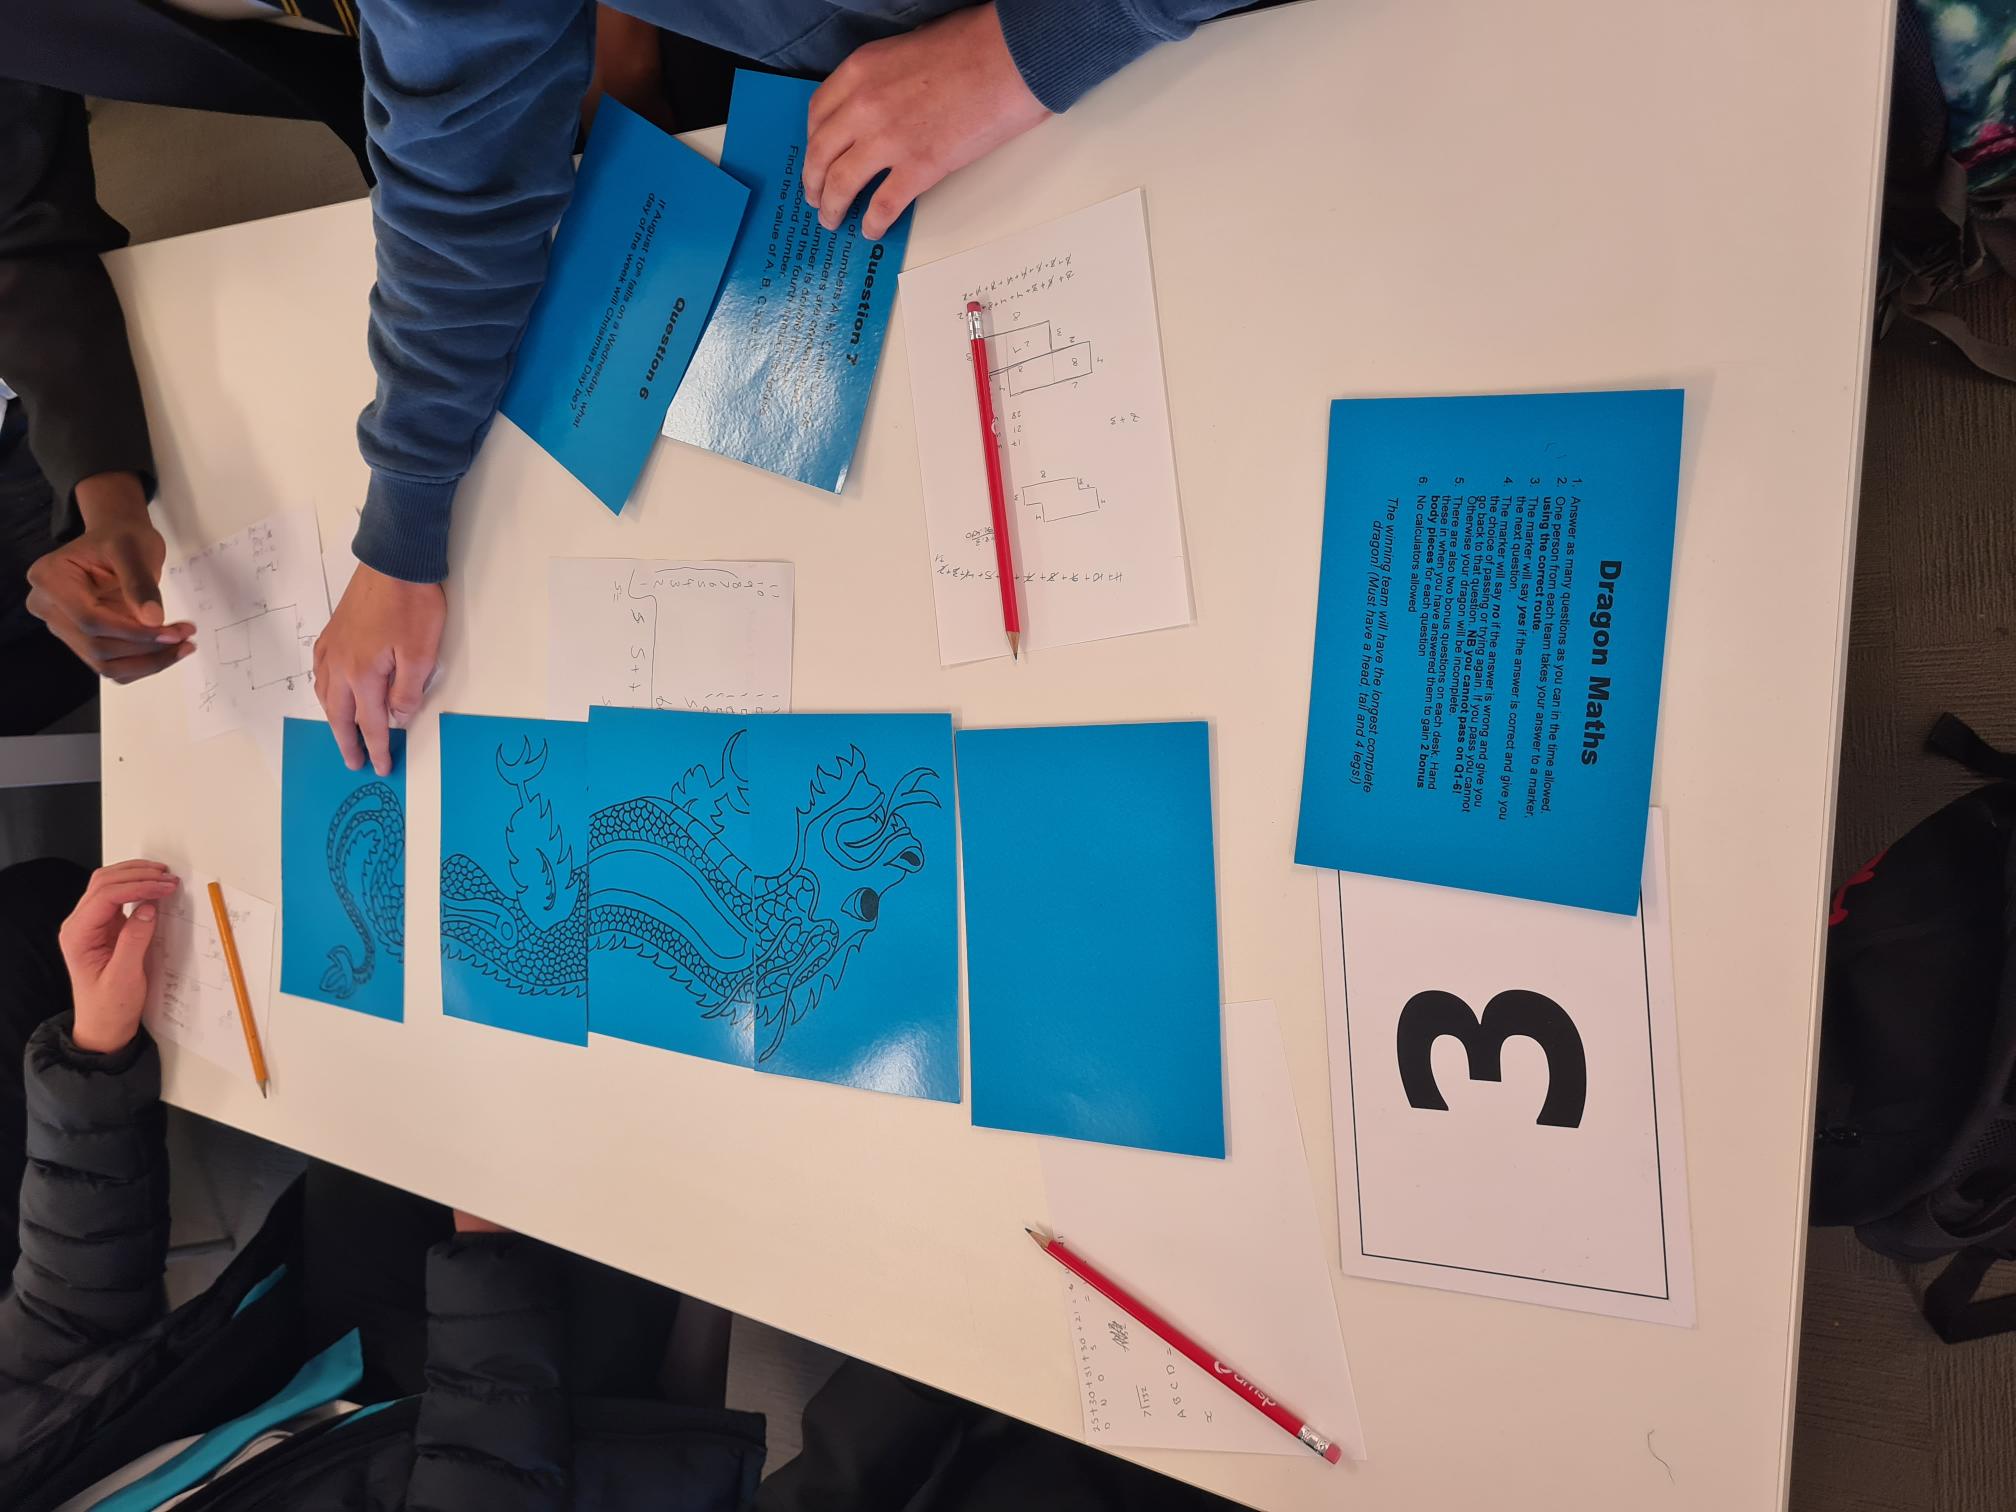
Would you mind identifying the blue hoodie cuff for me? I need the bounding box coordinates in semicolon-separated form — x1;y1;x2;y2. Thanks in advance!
995;0;1184;113
355;471;456;585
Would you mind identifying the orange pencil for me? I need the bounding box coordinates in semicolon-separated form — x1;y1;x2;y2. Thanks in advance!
207;881;269;1098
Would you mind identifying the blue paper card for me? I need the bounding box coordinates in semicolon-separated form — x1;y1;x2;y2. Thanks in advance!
586;708;958;1099
959;722;1225;1157
661;70;912;492
438;714;589;1044
499;99;749;513
280;718;406;1021
1295;391;1684;914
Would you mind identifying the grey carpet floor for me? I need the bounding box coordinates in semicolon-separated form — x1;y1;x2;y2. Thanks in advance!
1791;281;2016;1512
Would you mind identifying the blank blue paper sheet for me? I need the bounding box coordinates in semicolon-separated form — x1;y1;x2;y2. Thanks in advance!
439;714;589;1044
280;717;406;1021
959;722;1225;1157
1295;390;1684;914
661;71;913;491
498;99;749;513
587;708;958;1100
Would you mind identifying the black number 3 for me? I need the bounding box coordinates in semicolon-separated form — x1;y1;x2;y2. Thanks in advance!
1394;989;1588;1128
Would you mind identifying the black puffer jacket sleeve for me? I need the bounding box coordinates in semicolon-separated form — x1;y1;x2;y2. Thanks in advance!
407;1234;571;1512
0;1015;169;1387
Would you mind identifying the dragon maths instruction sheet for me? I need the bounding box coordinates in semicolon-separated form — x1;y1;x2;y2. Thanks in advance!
1295;390;1683;914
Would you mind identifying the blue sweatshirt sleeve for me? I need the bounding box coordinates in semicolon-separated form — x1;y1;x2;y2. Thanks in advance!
352;0;594;585
994;0;1248;113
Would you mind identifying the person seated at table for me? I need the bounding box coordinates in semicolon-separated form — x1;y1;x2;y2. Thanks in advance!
0;858;763;1512
316;0;1251;776
0;8;676;706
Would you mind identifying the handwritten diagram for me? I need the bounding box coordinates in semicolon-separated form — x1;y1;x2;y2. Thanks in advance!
547;558;794;719
164;507;333;773
984;318;1096;397
900;190;1194;663
1019;477;1104;523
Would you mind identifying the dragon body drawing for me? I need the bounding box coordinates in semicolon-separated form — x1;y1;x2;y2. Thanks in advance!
321;779;406;1000
440;739;587;998
588;730;939;1063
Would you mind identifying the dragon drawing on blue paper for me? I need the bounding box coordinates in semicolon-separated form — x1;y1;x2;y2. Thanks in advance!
322;779;405;1000
589;730;938;1062
440;738;587;998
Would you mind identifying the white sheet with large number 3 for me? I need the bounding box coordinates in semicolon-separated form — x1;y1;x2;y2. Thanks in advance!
1320;811;1694;1326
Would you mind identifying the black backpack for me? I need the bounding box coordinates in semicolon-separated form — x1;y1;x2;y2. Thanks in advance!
1811;715;2016;1342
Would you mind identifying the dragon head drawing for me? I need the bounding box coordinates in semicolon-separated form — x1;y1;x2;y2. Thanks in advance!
792;745;938;968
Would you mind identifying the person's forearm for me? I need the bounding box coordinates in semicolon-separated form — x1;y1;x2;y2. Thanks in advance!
993;0;1247;112
0;83;154;532
72;470;153;536
352;0;595;584
0;1015;167;1381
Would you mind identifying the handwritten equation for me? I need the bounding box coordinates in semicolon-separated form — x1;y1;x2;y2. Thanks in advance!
143;883;275;1079
547;558;794;720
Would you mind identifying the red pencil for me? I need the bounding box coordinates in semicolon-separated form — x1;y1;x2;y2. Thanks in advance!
1027;1227;1344;1465
965;300;1021;660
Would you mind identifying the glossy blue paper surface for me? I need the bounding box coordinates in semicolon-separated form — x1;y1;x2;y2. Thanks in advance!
959;722;1225;1156
1294;391;1683;913
586;708;958;1099
498;100;748;513
438;713;589;1044
661;71;913;492
280;718;405;1021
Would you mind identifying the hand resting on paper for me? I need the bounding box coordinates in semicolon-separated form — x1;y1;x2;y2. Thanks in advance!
60;859;179;1055
803;2;1050;242
25;470;195;684
314;562;443;778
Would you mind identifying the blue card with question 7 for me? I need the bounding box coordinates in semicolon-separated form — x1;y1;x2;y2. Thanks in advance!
1296;390;1683;913
498;100;748;513
661;70;913;491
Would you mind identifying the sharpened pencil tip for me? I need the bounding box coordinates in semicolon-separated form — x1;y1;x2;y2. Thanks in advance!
1007;630;1021;661
1024;1226;1047;1248
258;1083;269;1100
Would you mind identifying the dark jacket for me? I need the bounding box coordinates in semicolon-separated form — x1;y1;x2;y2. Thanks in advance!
1;1;368;531
0;1017;765;1512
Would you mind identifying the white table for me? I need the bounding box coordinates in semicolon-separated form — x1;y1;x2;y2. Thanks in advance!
102;2;1896;1507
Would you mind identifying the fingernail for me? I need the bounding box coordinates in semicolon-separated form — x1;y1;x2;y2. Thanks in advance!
135;904;155;922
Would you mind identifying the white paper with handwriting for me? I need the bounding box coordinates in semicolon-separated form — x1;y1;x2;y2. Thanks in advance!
547;559;793;719
900;190;1193;665
1041;1001;1365;1460
162;507;332;777
143;883;275;1079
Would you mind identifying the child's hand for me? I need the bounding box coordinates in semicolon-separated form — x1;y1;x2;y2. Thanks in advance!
60;861;180;1054
315;563;443;777
804;2;1050;242
25;470;196;684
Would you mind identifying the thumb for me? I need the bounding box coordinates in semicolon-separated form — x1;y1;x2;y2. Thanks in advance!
110;901;159;979
106;533;166;629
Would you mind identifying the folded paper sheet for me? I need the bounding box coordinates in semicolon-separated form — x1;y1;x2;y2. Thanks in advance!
586;708;958;1099
280;719;406;1021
